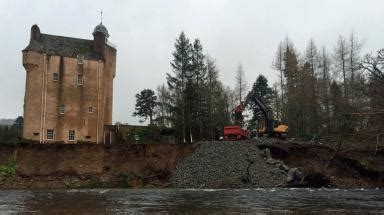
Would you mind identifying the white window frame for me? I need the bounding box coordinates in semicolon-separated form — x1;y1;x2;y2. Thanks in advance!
68;130;75;141
77;54;84;64
77;74;83;86
89;106;93;113
47;129;54;140
59;105;65;114
53;73;59;81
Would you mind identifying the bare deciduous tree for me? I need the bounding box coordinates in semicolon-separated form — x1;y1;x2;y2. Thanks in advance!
235;64;248;104
333;36;349;100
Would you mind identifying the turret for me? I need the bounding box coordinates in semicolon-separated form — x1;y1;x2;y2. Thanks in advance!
93;23;109;57
30;24;41;42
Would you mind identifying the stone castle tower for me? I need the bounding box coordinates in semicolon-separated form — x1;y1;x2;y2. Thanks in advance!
22;23;116;143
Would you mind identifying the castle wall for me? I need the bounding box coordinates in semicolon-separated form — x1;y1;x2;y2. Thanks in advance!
23;50;115;143
22;51;45;141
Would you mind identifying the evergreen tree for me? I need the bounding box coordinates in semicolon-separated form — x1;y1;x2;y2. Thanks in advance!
283;43;301;135
191;39;207;140
133;89;157;124
304;39;320;133
246;75;273;130
167;31;192;143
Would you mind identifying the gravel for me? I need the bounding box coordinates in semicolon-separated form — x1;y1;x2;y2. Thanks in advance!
171;141;288;188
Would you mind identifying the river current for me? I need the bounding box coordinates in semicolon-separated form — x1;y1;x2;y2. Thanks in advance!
0;188;383;214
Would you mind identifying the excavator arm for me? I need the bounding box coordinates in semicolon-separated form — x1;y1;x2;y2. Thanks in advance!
252;98;275;137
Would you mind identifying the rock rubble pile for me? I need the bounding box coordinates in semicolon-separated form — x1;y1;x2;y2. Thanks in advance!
172;141;292;188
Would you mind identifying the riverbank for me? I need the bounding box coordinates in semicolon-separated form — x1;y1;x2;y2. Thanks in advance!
0;140;383;189
0;143;194;189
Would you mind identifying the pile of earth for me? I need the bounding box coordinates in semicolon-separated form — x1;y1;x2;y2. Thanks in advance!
171;141;291;188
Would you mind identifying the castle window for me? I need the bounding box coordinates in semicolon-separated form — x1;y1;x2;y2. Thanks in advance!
47;129;54;140
53;73;59;81
68;130;75;141
77;74;83;85
89;106;93;113
77;54;84;64
59;105;65;114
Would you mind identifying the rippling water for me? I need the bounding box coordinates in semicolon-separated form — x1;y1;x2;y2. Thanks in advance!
0;188;383;214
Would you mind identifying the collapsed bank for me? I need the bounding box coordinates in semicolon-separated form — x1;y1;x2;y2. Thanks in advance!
0;139;383;189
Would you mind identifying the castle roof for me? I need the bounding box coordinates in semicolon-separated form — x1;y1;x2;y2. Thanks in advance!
93;23;109;38
23;33;114;60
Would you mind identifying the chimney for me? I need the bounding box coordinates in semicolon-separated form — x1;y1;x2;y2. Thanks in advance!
30;24;41;42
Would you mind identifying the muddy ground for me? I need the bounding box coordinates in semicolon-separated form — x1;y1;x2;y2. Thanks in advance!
0;139;383;189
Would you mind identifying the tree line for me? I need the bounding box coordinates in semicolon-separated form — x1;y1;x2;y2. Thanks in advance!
272;33;384;136
133;31;384;142
0;116;23;143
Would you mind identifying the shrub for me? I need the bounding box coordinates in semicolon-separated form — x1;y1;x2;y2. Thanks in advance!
118;172;144;188
0;152;18;177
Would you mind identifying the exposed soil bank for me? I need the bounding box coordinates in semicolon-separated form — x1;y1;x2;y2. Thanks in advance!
0;140;383;189
258;140;384;188
0;143;193;189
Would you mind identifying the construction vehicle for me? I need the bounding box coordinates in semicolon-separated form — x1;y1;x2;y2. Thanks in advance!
224;101;249;140
223;98;288;140
223;125;249;140
251;98;288;139
258;120;289;139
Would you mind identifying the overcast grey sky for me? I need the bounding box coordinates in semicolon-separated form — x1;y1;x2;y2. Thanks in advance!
0;0;383;125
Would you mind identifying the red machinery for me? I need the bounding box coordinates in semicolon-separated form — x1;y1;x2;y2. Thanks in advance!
224;102;249;140
224;125;249;140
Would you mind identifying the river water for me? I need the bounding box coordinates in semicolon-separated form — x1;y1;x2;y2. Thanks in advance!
0;188;383;214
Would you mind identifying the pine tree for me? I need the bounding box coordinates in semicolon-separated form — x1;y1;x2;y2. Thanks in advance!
246;75;273;130
191;39;206;140
304;38;320;134
167;31;192;143
133;89;157;124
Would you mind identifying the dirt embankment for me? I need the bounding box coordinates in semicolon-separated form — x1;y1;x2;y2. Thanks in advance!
0;143;193;189
258;140;384;188
0;140;383;189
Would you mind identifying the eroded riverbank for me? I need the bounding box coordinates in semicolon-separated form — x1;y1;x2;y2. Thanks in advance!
0;140;383;189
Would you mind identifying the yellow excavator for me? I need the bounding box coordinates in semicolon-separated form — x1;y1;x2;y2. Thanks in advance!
257;120;288;139
250;97;288;139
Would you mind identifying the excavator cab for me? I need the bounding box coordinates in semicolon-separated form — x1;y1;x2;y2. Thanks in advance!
258;120;288;139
